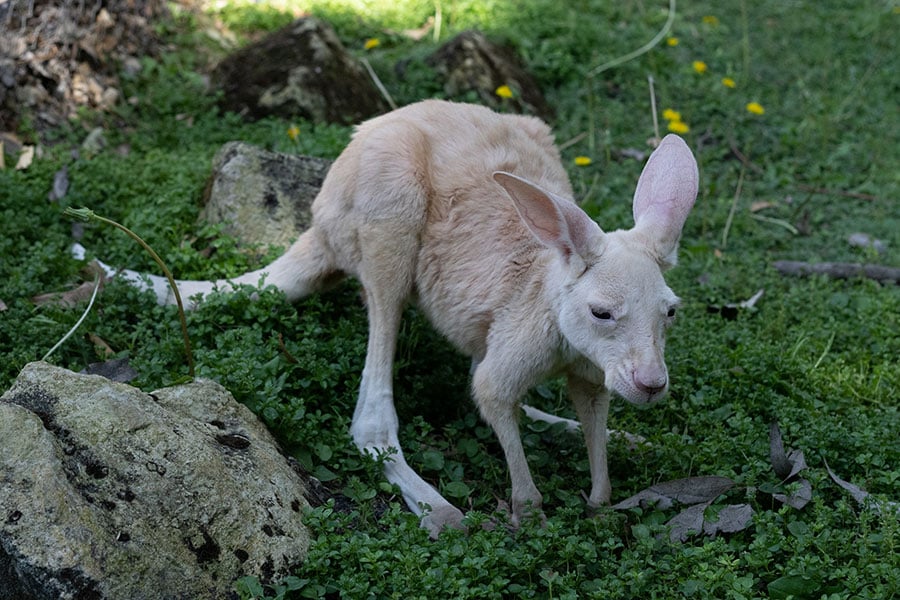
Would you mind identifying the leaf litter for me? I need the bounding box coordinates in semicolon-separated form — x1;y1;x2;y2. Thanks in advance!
611;421;897;542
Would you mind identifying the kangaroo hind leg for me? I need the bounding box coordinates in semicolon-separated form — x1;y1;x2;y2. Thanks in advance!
348;222;464;538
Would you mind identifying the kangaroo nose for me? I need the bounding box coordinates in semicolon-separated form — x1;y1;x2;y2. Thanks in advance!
633;367;667;396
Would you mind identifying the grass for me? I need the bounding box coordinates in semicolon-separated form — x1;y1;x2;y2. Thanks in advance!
1;0;898;598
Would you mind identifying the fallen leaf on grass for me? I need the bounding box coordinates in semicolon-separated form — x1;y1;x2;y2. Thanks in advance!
665;502;706;541
48;165;69;201
704;503;754;535
666;502;756;542
768;421;812;510
769;421;808;481
825;460;900;516
612;476;736;511
614;478;753;542
773;479;812;510
750;201;776;212
32;279;105;307
81;357;138;383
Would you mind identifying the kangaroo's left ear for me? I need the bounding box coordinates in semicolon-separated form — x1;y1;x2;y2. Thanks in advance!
631;134;699;268
493;171;604;264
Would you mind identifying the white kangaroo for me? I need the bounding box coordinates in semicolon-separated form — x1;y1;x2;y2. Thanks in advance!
85;100;698;537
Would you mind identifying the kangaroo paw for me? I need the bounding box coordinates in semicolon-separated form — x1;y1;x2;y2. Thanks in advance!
421;505;466;539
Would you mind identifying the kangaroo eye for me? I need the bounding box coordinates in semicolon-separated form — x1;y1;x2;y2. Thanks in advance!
591;308;613;321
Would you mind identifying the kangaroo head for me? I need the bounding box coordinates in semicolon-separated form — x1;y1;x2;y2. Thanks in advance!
494;134;698;405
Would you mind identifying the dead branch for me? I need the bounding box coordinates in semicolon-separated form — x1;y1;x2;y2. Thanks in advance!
773;261;900;284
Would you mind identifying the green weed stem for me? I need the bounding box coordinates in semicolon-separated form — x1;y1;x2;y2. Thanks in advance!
721;165;746;249
587;0;677;77
64;207;195;378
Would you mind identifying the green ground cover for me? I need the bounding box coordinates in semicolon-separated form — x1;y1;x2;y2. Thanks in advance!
1;1;897;598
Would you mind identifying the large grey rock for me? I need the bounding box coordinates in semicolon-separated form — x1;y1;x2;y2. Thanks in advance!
0;362;311;600
211;17;388;124
200;142;331;249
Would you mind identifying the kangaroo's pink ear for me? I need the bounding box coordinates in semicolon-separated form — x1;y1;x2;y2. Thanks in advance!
493;171;603;262
632;134;699;268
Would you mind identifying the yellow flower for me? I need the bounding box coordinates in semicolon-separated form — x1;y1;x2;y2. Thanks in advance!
692;61;708;74
574;156;593;167
662;108;682;122
495;85;514;99
364;38;380;50
746;102;766;115
287;125;300;141
667;120;690;134
702;15;720;26
721;77;736;88
666;37;679;46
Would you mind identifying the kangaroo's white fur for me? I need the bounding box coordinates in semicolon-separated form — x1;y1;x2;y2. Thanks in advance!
91;100;698;537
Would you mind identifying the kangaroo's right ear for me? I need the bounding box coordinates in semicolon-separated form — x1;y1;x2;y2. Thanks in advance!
493;171;603;262
631;134;699;268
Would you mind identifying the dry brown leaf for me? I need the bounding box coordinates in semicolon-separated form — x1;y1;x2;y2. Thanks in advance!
750;201;776;212
666;502;755;542
769;421;808;481
612;476;736;510
32;280;104;307
666;503;707;541
773;479;812;510
88;333;115;357
703;503;754;536
825;460;900;516
81;357;138;383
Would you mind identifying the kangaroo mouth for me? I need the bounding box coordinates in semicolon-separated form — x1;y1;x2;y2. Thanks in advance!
607;371;668;407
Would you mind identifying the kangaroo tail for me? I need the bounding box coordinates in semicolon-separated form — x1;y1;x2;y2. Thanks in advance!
73;227;341;308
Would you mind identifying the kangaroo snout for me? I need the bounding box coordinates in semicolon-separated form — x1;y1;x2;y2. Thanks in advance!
631;364;668;402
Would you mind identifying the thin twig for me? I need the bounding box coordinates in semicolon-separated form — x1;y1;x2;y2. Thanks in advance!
43;272;102;361
361;57;397;111
588;0;677;77
721;165;746;249
558;131;588;151
795;184;878;202
648;74;660;143
729;139;763;174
